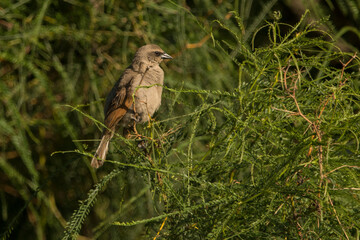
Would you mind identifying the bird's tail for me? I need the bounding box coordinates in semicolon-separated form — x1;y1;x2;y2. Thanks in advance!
91;134;111;168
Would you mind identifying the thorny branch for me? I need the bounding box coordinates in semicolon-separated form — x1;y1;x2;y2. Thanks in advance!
272;53;357;233
274;53;357;180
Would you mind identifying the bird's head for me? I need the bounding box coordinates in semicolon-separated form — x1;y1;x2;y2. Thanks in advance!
133;44;172;67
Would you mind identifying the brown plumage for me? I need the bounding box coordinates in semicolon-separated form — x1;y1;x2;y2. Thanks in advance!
91;44;172;168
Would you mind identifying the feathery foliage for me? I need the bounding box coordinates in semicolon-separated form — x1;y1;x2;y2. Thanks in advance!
0;0;359;239
63;8;360;240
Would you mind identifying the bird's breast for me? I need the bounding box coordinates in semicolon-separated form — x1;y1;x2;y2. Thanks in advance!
120;66;164;126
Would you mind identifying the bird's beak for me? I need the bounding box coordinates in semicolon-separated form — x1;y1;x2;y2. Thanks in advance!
161;53;173;59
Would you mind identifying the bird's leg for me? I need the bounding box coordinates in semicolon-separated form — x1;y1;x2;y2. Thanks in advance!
133;120;139;137
130;113;142;138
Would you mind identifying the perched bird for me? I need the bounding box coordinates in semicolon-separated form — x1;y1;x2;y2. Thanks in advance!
91;44;172;168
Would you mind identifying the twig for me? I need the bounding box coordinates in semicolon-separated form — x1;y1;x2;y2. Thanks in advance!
318;53;357;119
153;216;168;240
186;35;211;49
328;194;349;240
279;63;326;226
271;106;297;115
324;165;360;177
331;188;360;191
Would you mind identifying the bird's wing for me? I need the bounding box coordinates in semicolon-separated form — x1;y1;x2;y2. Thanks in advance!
104;68;136;130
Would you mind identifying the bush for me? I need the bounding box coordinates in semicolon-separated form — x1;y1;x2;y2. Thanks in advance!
1;1;359;239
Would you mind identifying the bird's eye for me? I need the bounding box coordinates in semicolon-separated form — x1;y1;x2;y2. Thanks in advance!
154;51;162;56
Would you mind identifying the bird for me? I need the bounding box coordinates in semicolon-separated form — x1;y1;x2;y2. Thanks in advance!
91;44;172;168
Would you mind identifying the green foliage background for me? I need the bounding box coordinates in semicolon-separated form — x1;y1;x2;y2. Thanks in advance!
0;0;359;239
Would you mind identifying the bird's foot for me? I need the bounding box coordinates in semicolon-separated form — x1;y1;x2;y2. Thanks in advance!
132;121;141;138
131;113;141;123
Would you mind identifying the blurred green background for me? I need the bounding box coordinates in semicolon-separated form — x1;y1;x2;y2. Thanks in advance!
1;0;359;239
